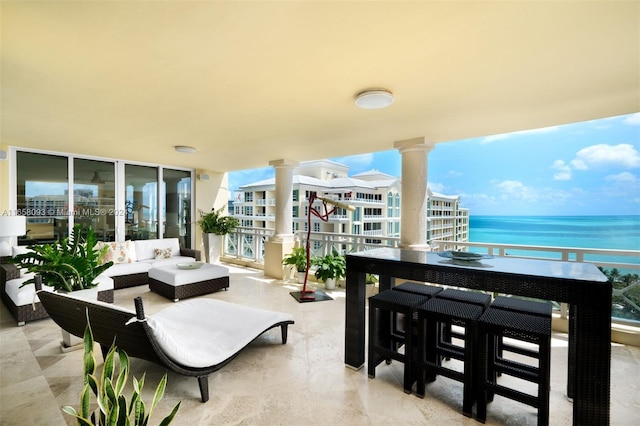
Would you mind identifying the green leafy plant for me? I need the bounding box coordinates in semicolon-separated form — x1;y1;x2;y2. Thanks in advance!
312;250;346;282
196;207;239;235
366;273;379;285
12;224;113;292
282;246;308;273
63;321;180;425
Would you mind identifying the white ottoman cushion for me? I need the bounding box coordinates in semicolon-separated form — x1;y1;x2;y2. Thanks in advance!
148;264;228;286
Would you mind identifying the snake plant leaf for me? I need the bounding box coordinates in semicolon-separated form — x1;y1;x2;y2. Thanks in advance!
102;345;116;383
158;402;182;426
106;400;119;426
148;373;168;416
83;325;96;379
87;374;99;397
117;395;127;426
80;383;92;419
105;377;117;405
115;350;129;395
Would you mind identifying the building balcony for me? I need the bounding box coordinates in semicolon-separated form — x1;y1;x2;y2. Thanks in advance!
2;263;638;425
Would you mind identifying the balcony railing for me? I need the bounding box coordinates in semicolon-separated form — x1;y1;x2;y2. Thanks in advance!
222;227;640;327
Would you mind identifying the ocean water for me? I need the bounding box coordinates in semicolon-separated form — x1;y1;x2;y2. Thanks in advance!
468;215;640;268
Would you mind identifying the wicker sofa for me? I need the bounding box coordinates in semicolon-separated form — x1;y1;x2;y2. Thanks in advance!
0;238;202;326
96;238;201;290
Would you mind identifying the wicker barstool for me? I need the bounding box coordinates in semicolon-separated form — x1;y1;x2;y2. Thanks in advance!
393;281;443;298
476;301;552;426
489;296;552;378
415;290;491;418
368;289;432;393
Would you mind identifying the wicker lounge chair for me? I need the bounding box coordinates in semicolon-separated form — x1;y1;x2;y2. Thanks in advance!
36;289;295;402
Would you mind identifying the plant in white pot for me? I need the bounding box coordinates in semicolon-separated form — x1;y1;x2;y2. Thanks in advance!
311;250;346;290
12;224;113;347
197;207;239;264
282;247;308;284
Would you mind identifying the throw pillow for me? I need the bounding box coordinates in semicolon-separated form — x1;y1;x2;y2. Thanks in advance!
154;247;173;259
97;241;136;265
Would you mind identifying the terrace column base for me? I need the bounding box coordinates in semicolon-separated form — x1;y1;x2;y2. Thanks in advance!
264;237;296;280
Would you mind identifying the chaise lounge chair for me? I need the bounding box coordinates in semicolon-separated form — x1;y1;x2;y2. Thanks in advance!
36;289;294;402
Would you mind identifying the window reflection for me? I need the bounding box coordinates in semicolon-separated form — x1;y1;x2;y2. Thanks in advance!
16;152;68;244
74;158;116;241
125;165;158;240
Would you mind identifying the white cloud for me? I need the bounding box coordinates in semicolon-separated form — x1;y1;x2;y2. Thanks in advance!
446;170;463;177
428;182;446;193
551;159;572;180
482;125;559;143
623;113;640;125
495;180;539;202
605;172;637;183
569;144;640;170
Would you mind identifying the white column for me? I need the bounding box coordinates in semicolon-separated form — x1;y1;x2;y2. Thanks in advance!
269;159;298;241
264;159;299;279
394;137;435;250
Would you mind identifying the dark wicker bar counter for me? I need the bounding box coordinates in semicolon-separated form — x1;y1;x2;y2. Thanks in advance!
345;248;611;425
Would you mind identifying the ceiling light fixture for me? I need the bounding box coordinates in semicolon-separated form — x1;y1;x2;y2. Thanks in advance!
174;145;197;154
355;89;394;109
91;171;105;184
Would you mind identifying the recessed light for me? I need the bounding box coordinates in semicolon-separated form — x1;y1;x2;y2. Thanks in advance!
355;89;394;109
174;146;197;154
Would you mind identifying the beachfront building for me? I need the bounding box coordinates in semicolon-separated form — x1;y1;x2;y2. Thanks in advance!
232;160;469;246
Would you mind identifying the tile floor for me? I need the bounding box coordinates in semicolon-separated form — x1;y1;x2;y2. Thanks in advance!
1;264;638;425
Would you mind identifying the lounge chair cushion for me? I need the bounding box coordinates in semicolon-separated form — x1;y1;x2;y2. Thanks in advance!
144;298;294;368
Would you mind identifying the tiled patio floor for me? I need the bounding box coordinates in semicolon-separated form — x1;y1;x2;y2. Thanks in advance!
1;264;638;425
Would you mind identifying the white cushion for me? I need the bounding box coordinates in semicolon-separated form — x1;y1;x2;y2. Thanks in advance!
4;274;53;306
12;246;32;257
134;238;180;261
5;274;113;307
148;264;228;286
93;275;114;291
144;299;293;368
101;262;151;278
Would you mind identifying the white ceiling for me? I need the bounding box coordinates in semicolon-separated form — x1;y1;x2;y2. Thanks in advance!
1;1;638;173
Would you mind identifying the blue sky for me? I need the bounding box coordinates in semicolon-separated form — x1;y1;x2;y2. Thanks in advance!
229;113;640;216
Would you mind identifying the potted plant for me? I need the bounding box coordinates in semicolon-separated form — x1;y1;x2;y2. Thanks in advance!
12;224;113;293
12;224;114;348
63;321;180;425
282;246;308;284
197;207;239;263
312;249;346;290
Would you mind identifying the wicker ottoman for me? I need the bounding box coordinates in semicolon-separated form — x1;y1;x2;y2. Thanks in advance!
148;263;229;302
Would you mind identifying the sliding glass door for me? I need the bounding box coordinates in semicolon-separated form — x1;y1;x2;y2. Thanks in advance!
13;149;194;248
